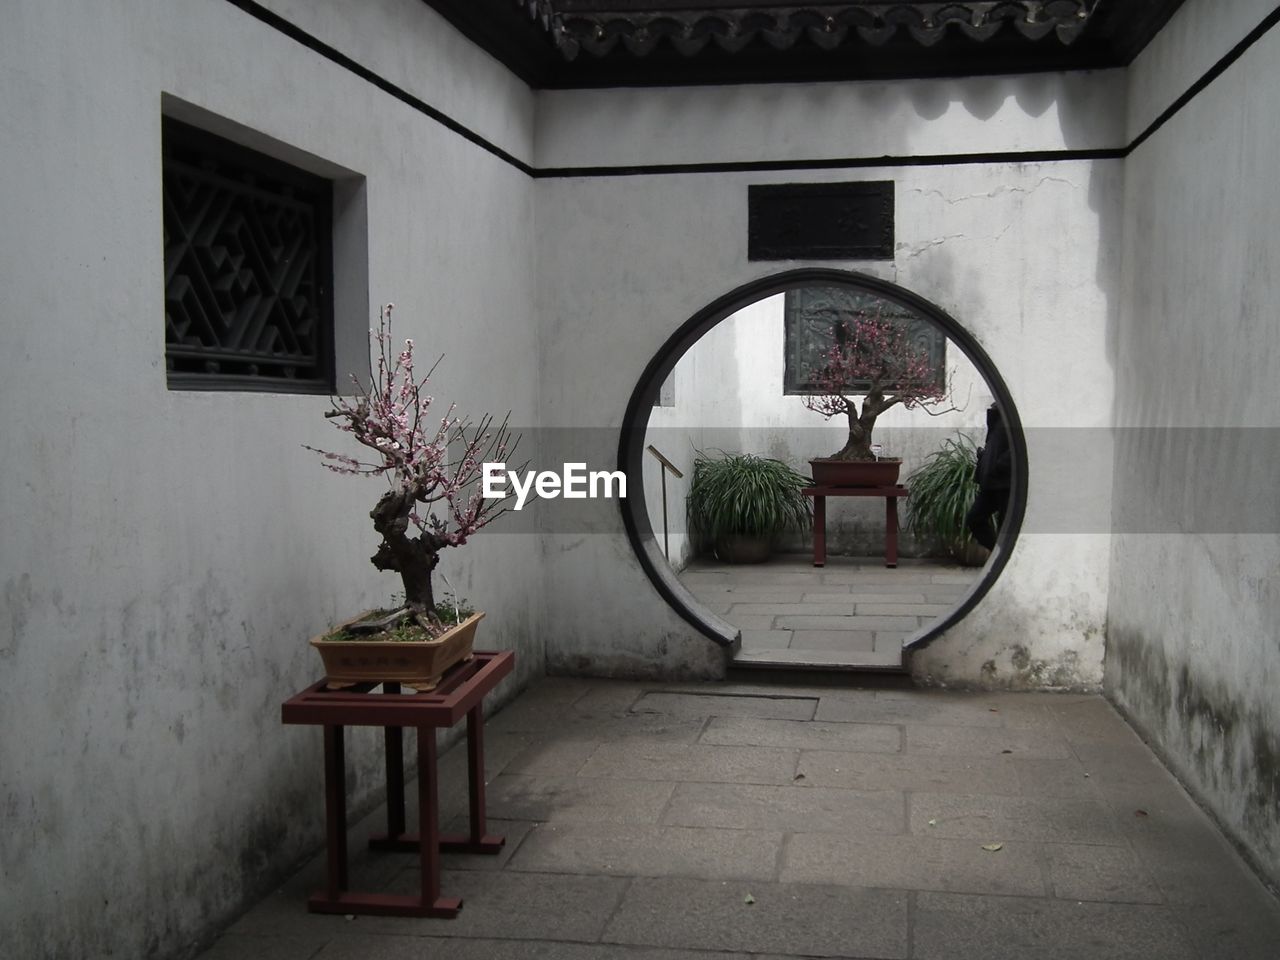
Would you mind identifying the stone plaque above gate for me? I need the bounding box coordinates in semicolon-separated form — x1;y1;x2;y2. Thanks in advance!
748;181;895;261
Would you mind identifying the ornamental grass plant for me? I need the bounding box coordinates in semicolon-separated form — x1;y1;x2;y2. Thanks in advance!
687;452;812;551
905;433;982;553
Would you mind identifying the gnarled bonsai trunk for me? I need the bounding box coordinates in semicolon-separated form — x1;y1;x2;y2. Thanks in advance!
832;407;877;460
370;488;444;626
830;396;890;461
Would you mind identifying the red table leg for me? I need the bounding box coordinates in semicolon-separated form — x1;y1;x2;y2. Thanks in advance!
416;726;462;915
812;494;827;567
885;495;899;568
308;726;463;917
323;725;347;899
368;683;411;853
440;706;504;854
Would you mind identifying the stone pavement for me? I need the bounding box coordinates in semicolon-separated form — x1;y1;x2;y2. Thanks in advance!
203;677;1280;960
681;555;982;668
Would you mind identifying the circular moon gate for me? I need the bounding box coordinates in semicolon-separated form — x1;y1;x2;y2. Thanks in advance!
618;268;1028;651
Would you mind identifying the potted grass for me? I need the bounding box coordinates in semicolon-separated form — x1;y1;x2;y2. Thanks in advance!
304;303;521;691
687;452;812;563
905;433;988;567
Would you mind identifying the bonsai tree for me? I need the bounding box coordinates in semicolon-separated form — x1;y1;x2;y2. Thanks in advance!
306;304;519;636
803;307;954;461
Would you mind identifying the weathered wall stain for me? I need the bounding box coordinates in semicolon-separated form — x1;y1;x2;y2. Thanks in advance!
911;538;1107;691
1107;627;1280;889
2;572;32;658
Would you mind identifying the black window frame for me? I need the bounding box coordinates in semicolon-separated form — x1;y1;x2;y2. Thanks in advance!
162;117;335;393
782;285;946;396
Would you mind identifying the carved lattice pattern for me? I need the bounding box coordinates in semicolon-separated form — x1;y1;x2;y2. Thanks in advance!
163;119;333;391
783;286;945;395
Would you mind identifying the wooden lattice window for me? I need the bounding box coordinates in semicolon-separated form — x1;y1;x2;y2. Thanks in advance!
162;118;334;392
783;286;945;395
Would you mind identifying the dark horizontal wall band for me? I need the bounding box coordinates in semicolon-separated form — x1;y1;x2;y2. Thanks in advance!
1128;2;1280;155
532;147;1125;179
223;0;1276;180
221;0;535;176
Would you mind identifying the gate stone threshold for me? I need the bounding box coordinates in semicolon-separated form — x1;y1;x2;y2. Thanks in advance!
681;553;982;671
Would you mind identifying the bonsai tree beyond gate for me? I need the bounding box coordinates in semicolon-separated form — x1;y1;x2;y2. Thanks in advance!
804;307;953;462
307;303;518;636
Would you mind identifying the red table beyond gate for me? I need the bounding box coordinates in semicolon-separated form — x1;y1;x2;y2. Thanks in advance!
802;485;909;568
281;650;514;917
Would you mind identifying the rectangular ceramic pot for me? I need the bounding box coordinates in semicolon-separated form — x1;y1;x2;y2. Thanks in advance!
310;611;484;692
809;458;902;487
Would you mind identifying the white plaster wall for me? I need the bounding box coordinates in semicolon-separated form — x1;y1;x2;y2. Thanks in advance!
0;1;538;957
1107;0;1280;888
257;0;534;157
536;72;1122;687
1125;0;1278;139
643;318;746;569
535;70;1124;167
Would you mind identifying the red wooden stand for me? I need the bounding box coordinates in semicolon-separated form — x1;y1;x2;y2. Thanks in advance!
803;485;909;568
281;650;514;918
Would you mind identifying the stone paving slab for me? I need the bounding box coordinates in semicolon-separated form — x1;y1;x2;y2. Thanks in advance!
500;738;602;777
317;939;779;960
440;819;538;871
699;715;901;753
912;892;1198;960
662;781;905;835
578;741;799;784
820;571;938;585
873;631;911;651
378;868;628;941
855;602;957;616
485;774;676;824
507;822;781;881
774;614;920;631
1010;757;1098;798
1044;842;1163;903
842;591;928;603
737;629;793;650
694;588;815;602
603;877;910;958
815;694;1007;728
797;750;1022;794
630;691;818;721
718;614;777;630
788;629;877;651
781;833;1045;897
198;934;334;960
681;572;825;586
909;793;1123;845
905;723;1075;760
728;602;856;617
734;647;906;668
490;710;706;743
1048;697;1153;745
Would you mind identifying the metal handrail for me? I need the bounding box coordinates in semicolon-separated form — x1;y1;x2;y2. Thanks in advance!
645;445;684;561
